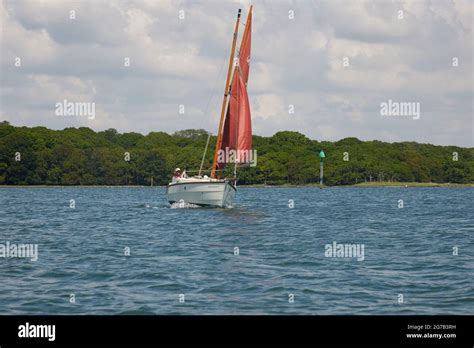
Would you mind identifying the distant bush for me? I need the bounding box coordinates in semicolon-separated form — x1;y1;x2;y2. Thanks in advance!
0;122;472;185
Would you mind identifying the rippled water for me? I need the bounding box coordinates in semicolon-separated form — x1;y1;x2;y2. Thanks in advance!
0;187;472;315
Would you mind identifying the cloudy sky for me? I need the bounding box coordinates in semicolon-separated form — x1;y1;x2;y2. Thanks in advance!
1;0;472;146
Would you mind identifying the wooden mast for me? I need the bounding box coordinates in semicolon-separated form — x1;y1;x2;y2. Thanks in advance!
211;9;242;178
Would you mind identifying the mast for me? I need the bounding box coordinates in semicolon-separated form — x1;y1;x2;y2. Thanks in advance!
211;9;242;178
233;64;239;186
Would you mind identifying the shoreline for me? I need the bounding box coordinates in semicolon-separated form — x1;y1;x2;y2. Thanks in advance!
0;182;473;188
240;182;474;188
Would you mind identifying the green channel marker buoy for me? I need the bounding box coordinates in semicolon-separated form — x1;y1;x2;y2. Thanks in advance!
319;150;325;187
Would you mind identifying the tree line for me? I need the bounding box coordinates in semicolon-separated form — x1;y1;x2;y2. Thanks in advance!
0;121;472;186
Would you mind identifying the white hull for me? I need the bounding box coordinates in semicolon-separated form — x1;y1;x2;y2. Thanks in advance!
166;179;236;207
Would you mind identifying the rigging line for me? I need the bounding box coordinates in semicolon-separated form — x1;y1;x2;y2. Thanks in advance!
199;132;211;176
201;55;227;131
198;55;227;176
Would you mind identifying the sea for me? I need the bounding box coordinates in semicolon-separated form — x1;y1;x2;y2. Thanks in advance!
0;187;472;314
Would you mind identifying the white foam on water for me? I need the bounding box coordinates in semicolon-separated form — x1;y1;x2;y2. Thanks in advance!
170;200;200;209
143;203;162;209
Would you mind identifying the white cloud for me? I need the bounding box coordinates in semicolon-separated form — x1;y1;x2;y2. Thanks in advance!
0;0;472;147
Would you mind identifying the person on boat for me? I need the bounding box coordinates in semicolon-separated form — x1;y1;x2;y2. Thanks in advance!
172;168;182;183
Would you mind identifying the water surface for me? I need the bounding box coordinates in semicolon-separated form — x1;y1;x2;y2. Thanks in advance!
0;187;472;314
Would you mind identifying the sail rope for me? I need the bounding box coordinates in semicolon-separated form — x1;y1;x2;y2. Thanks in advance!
199;132;211;176
198;55;227;176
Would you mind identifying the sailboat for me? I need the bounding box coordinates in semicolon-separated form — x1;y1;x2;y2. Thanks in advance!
166;7;254;208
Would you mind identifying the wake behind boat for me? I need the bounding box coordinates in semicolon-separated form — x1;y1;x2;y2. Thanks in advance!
166;6;254;208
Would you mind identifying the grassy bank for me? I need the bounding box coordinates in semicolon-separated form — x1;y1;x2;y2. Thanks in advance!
352;181;474;187
238;182;474;188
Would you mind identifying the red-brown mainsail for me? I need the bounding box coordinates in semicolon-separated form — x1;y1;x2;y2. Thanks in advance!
212;6;253;175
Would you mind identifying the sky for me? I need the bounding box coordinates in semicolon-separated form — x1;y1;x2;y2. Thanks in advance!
0;0;473;147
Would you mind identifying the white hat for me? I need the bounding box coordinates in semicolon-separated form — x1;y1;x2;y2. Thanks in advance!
175;168;181;172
